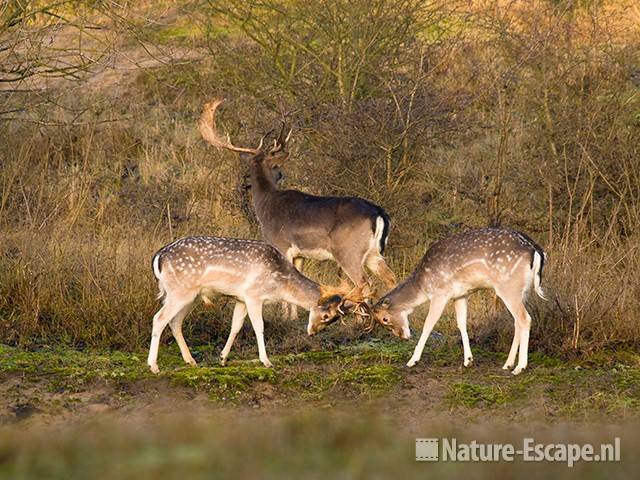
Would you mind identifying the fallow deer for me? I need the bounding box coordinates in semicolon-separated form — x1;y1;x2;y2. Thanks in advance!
198;99;397;320
368;228;547;375
147;236;364;373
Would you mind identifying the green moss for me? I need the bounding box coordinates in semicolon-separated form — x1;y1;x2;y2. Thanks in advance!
275;350;337;365
281;370;334;400
2;342;640;418
0;345;151;384
339;365;401;391
527;351;563;368
446;382;511;408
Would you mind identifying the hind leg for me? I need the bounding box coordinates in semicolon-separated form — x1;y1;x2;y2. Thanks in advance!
497;289;531;375
333;249;368;288
365;253;397;288
169;305;196;367
502;319;521;370
147;295;195;374
286;258;304;320
281;252;302;320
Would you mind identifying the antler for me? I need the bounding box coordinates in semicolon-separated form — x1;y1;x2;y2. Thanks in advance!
199;99;260;155
340;283;377;331
318;280;377;330
270;120;292;153
347;284;377;332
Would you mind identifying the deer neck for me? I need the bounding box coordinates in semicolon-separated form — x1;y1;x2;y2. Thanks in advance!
281;270;320;310
249;160;278;195
385;270;429;313
249;161;278;225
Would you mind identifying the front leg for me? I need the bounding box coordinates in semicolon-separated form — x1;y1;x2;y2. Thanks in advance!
407;296;448;367
245;298;273;368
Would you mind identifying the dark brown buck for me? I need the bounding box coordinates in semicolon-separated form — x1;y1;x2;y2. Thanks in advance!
147;236;366;373
369;228;547;375
198;99;397;319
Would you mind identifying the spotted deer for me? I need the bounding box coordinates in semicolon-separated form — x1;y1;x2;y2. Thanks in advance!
147;236;364;373
198;99;397;320
369;228;547;375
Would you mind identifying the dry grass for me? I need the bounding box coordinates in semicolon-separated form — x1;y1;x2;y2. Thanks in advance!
0;0;639;357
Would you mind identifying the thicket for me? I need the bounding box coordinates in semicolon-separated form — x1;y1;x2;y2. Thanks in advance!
1;0;639;356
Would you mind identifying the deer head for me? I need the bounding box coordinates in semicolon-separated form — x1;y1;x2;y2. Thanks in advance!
369;296;411;339
307;282;375;335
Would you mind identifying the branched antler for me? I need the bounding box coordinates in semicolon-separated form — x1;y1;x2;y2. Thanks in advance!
199;99;292;156
199;99;260;154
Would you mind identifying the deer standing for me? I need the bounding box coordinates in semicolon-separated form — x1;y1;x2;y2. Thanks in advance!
198;100;397;319
368;228;546;375
147;236;362;373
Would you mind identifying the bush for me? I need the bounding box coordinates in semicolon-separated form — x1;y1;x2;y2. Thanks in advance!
0;0;638;355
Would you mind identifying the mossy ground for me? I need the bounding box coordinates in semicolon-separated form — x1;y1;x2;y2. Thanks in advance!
1;340;638;422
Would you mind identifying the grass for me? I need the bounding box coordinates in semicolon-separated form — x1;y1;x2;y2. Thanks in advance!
1;340;639;478
1;341;639;419
1;0;640;358
1;1;639;476
445;382;513;408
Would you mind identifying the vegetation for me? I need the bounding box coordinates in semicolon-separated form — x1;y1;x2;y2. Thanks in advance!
2;2;640;477
2;0;639;359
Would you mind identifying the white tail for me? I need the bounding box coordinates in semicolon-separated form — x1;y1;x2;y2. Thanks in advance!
532;250;547;300
371;227;547;375
146;236;364;373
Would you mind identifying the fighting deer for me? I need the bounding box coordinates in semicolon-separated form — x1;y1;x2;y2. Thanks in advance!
368;228;546;375
147;236;365;373
198;99;397;320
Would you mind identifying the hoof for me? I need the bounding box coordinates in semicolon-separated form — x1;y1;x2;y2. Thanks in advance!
464;357;474;367
219;355;227;367
406;359;418;368
261;358;273;368
149;364;160;374
512;366;525;376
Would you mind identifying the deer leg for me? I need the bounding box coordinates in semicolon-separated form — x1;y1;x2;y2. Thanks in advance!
498;291;531;375
147;297;194;374
365;253;397;288
454;297;473;367
280;251;299;320
514;309;532;375
220;301;247;366
407;296;448;367
168;305;196;367
285;257;305;320
245;298;273;368
502;319;521;371
333;251;368;287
